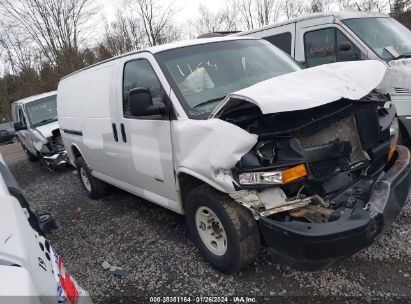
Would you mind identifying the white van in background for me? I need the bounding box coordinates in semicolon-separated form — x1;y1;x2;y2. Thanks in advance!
237;11;411;145
11;91;68;170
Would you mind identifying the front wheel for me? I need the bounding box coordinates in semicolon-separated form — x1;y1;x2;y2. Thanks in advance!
21;144;38;162
186;184;260;274
75;157;109;199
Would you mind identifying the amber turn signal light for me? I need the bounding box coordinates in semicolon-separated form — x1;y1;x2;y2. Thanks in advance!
282;164;308;184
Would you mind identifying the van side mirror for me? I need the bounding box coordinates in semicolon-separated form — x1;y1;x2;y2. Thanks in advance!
337;42;361;62
128;87;166;117
14;121;27;131
338;42;352;52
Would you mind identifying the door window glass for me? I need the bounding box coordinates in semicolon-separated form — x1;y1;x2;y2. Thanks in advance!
304;28;336;67
123;59;162;116
264;32;292;55
18;107;26;126
304;28;363;67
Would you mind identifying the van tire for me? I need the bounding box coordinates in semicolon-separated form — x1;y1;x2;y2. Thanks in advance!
22;144;38;162
185;184;260;274
75;157;109;199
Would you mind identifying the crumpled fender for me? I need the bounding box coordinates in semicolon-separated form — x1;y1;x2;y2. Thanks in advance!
172;119;257;192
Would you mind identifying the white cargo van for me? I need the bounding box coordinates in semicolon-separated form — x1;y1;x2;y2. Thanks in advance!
58;37;410;273
11;91;68;170
238;12;411;145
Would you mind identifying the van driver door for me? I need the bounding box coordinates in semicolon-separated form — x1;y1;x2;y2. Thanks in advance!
114;54;179;211
17;105;34;153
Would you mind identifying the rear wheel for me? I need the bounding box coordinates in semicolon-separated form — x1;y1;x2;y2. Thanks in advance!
186;184;260;274
75;157;109;199
21;144;38;162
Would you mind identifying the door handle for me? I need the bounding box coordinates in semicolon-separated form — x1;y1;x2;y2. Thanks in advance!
112;123;118;142
120;123;127;143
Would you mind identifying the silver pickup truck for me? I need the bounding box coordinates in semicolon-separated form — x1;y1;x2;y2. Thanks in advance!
238;11;411;146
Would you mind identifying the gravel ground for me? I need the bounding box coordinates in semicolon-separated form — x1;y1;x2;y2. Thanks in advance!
2;143;411;303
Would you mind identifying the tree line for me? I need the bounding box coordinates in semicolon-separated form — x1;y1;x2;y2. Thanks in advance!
0;0;410;121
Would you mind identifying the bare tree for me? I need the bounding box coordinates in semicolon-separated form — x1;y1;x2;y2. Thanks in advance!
192;4;239;36
0;21;39;74
127;0;179;46
390;0;411;13
234;0;283;30
256;0;283;25
193;5;225;35
337;0;357;10
235;0;255;29
100;7;144;57
390;0;411;28
0;0;95;67
220;4;241;31
308;0;335;12
282;0;306;18
357;0;389;11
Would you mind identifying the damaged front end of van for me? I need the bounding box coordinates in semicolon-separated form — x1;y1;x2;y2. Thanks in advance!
175;60;411;270
222;97;410;270
31;123;68;171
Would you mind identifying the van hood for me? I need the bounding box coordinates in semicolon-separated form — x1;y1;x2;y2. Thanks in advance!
211;60;387;118
34;120;59;139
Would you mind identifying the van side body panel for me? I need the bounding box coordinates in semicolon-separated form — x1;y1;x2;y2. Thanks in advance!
58;53;185;214
58;62;123;179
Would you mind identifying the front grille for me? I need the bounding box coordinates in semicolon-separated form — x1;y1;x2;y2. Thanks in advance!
308;157;350;179
394;87;411;95
309;159;339;179
299;108;351;137
297;114;367;179
298;114;366;164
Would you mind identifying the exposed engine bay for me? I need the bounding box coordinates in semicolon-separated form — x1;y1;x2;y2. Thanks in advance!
217;91;399;226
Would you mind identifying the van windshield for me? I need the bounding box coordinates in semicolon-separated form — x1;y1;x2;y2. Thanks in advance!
155;39;301;119
343;17;411;61
25;95;57;127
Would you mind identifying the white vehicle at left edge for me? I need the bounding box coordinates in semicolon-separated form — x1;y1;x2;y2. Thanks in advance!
0;153;91;303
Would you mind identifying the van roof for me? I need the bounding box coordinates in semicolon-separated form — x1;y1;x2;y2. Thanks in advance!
12;91;57;106
236;11;389;36
61;36;256;80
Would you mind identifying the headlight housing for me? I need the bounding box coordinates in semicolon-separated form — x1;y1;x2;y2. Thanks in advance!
239;164;307;185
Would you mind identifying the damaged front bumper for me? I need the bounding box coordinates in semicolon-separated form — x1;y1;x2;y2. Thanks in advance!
259;145;411;271
41;150;69;171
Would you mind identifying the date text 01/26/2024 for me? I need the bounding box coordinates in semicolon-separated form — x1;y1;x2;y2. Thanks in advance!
149;296;257;303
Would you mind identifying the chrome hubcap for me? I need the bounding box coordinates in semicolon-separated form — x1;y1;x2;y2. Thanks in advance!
80;167;91;192
195;206;227;256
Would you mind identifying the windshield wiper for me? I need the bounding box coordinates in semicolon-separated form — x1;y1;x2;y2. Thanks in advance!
193;96;226;109
396;52;411;60
33;118;57;127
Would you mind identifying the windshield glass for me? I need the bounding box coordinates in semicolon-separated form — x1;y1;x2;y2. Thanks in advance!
343;17;411;61
25;95;57;127
155;39;301;118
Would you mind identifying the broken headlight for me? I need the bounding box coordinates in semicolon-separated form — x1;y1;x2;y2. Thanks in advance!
388;117;399;160
239;164;308;185
256;141;276;164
